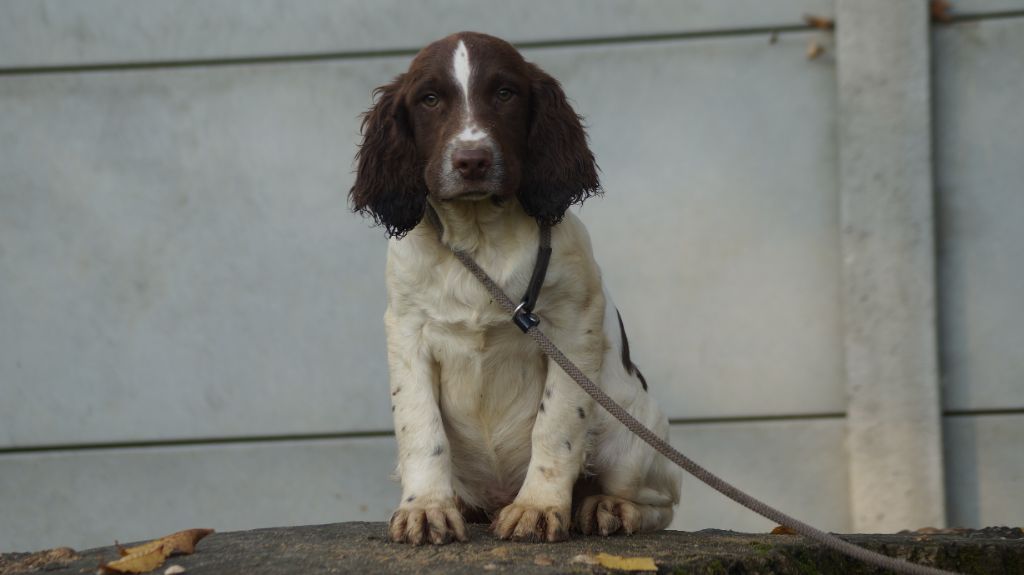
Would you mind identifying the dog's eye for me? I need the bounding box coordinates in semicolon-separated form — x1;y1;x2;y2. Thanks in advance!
421;93;440;108
496;88;515;102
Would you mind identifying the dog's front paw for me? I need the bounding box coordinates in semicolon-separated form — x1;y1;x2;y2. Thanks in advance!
492;502;570;542
575;495;642;536
389;498;468;545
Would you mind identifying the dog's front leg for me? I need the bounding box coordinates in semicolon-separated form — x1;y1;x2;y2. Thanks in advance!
385;311;467;545
493;303;605;542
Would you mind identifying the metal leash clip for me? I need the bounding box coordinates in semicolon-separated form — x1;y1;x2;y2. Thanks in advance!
512;301;540;333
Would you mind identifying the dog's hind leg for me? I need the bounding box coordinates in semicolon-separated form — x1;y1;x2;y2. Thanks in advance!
575;391;681;534
575;298;682;535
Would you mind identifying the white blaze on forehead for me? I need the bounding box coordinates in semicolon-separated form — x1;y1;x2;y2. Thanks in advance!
452;39;486;142
453;40;472;104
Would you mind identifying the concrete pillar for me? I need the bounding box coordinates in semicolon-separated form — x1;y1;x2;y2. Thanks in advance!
836;0;947;531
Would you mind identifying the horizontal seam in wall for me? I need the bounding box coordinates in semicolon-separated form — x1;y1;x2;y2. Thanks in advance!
668;412;845;426
3;409;1018;455
0;413;845;454
0;12;1019;75
0;24;814;76
944;9;1024;23
0;430;396;455
943;407;1024;418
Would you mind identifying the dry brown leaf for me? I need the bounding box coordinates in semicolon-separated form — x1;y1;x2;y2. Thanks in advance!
0;547;78;575
930;0;953;22
771;525;799;535
803;14;835;30
595;552;658;572
100;529;213;574
100;548;168;574
806;39;826;60
122;529;213;557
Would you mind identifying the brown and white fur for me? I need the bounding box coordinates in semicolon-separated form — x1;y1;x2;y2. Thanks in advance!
351;32;680;545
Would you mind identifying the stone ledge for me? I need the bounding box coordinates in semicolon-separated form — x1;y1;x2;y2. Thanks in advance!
3;523;1022;574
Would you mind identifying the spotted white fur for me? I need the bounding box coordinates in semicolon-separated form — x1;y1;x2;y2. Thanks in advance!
382;34;680;545
386;200;680;542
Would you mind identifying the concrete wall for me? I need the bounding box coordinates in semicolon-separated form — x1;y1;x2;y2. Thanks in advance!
932;12;1024;528
0;0;1021;552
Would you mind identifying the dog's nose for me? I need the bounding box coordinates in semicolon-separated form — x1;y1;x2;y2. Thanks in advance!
452;148;493;180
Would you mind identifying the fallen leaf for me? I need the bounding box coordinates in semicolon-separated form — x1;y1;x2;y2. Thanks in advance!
99;529;213;574
930;0;953;22
100;548;167;574
0;547;78;575
771;525;798;535
803;14;835;30
595;552;658;572
806;38;825;60
120;529;213;557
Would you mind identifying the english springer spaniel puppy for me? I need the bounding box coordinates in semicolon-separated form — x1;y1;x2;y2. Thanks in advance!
351;31;680;545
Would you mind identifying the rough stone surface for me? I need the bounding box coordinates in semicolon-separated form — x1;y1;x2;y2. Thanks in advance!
2;523;1021;575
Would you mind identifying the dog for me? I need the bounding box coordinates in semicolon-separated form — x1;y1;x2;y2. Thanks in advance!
350;31;680;545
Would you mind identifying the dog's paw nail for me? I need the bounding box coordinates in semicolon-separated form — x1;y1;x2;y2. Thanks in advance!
493;503;569;543
576;495;642;537
388;500;467;545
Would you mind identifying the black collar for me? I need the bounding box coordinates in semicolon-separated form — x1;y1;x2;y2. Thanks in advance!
424;204;551;333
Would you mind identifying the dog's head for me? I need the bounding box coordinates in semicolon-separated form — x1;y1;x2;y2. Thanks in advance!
350;32;601;238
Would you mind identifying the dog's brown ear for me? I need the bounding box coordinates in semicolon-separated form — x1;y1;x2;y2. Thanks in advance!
350;75;427;238
518;63;601;225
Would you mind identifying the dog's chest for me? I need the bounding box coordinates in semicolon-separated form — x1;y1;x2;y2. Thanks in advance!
424;246;542;377
430;318;547;508
420;257;548;505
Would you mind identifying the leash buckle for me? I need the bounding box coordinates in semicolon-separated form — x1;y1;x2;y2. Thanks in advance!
512;301;540;333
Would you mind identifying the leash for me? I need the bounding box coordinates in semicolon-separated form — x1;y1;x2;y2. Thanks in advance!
425;205;960;575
